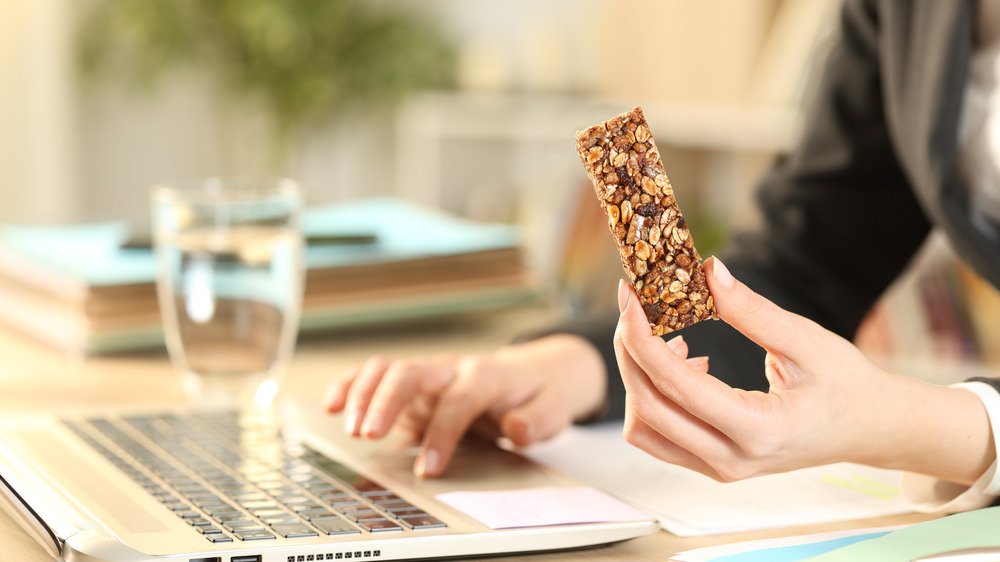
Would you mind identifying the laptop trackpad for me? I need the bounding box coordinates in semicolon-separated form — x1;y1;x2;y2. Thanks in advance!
16;428;169;534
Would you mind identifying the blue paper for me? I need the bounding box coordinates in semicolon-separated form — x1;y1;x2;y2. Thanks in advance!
708;532;890;562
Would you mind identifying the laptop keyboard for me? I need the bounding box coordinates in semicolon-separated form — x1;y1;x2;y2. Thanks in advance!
64;411;445;543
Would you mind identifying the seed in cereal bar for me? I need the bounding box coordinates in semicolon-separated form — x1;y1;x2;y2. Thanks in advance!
575;106;717;335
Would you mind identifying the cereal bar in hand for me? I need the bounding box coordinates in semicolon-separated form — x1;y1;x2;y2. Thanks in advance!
575;106;717;335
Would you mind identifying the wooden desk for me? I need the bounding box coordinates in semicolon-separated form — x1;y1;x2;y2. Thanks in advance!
0;306;938;561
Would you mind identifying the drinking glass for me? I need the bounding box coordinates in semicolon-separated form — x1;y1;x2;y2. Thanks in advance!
151;178;305;409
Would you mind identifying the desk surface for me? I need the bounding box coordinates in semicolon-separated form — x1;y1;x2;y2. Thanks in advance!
0;306;938;561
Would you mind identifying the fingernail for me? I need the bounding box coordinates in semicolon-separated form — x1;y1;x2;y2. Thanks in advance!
344;410;358;434
712;257;735;290
666;335;684;353
416;447;440;477
361;411;384;437
687;356;709;368
617;279;631;313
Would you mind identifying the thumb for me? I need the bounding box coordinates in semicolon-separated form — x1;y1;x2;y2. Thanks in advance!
704;257;822;359
499;387;572;447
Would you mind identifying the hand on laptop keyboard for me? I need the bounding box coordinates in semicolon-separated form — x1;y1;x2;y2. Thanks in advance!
324;334;610;477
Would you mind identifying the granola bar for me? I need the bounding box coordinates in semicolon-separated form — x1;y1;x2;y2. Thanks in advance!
575;106;716;335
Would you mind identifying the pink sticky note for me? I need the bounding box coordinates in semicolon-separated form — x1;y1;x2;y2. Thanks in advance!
435;486;651;529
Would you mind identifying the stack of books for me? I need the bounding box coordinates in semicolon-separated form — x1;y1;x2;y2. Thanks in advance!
0;198;535;354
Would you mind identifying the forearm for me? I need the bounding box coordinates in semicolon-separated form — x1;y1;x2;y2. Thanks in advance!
514;312;626;420
859;372;995;486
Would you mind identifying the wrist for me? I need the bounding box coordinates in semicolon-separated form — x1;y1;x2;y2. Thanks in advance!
500;334;608;423
859;372;994;485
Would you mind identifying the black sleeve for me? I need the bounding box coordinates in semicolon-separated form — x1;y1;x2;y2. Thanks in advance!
967;378;1000;395
719;0;932;352
532;307;782;422
528;0;934;421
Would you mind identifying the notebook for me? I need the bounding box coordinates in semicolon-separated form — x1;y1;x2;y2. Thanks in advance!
0;401;657;561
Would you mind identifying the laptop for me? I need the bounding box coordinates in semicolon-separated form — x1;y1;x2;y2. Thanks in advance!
0;400;658;562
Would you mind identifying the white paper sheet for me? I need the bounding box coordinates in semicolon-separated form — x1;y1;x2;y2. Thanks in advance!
521;421;912;536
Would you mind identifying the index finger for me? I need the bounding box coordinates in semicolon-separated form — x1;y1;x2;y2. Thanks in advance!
416;357;508;477
361;360;454;439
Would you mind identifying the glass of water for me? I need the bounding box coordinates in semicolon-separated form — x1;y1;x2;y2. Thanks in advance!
151;178;305;409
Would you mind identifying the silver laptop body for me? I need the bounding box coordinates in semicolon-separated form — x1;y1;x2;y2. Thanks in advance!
0;401;657;562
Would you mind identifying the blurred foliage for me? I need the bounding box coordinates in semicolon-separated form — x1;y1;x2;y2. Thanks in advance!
80;0;455;140
687;213;728;257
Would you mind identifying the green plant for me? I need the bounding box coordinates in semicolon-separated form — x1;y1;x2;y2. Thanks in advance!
80;0;455;145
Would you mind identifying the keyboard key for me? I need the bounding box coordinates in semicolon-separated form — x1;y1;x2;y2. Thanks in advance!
290;503;325;513
196;526;223;535
264;486;301;498
279;495;312;504
174;483;208;494
319;492;351;504
195;502;231;513
207;509;243;520
250;508;287;518
271;523;320;538
175;510;203;519
312;518;360;536
303;512;338;522
303;483;341;494
189;495;225;507
235;494;269;504
373;498;408;509
357;518;402;533
296;508;334;517
234;530;276;541
345;510;379;522
222;520;259;532
207;534;233;543
221;487;259;497
241;500;279;510
260;515;299;525
386;506;423;516
187;518;213;527
398;514;446;530
331;501;365;511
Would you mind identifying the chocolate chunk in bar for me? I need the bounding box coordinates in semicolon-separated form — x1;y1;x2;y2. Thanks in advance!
575;106;717;335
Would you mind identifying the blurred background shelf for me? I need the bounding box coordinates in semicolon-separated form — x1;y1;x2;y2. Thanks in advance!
3;0;996;371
